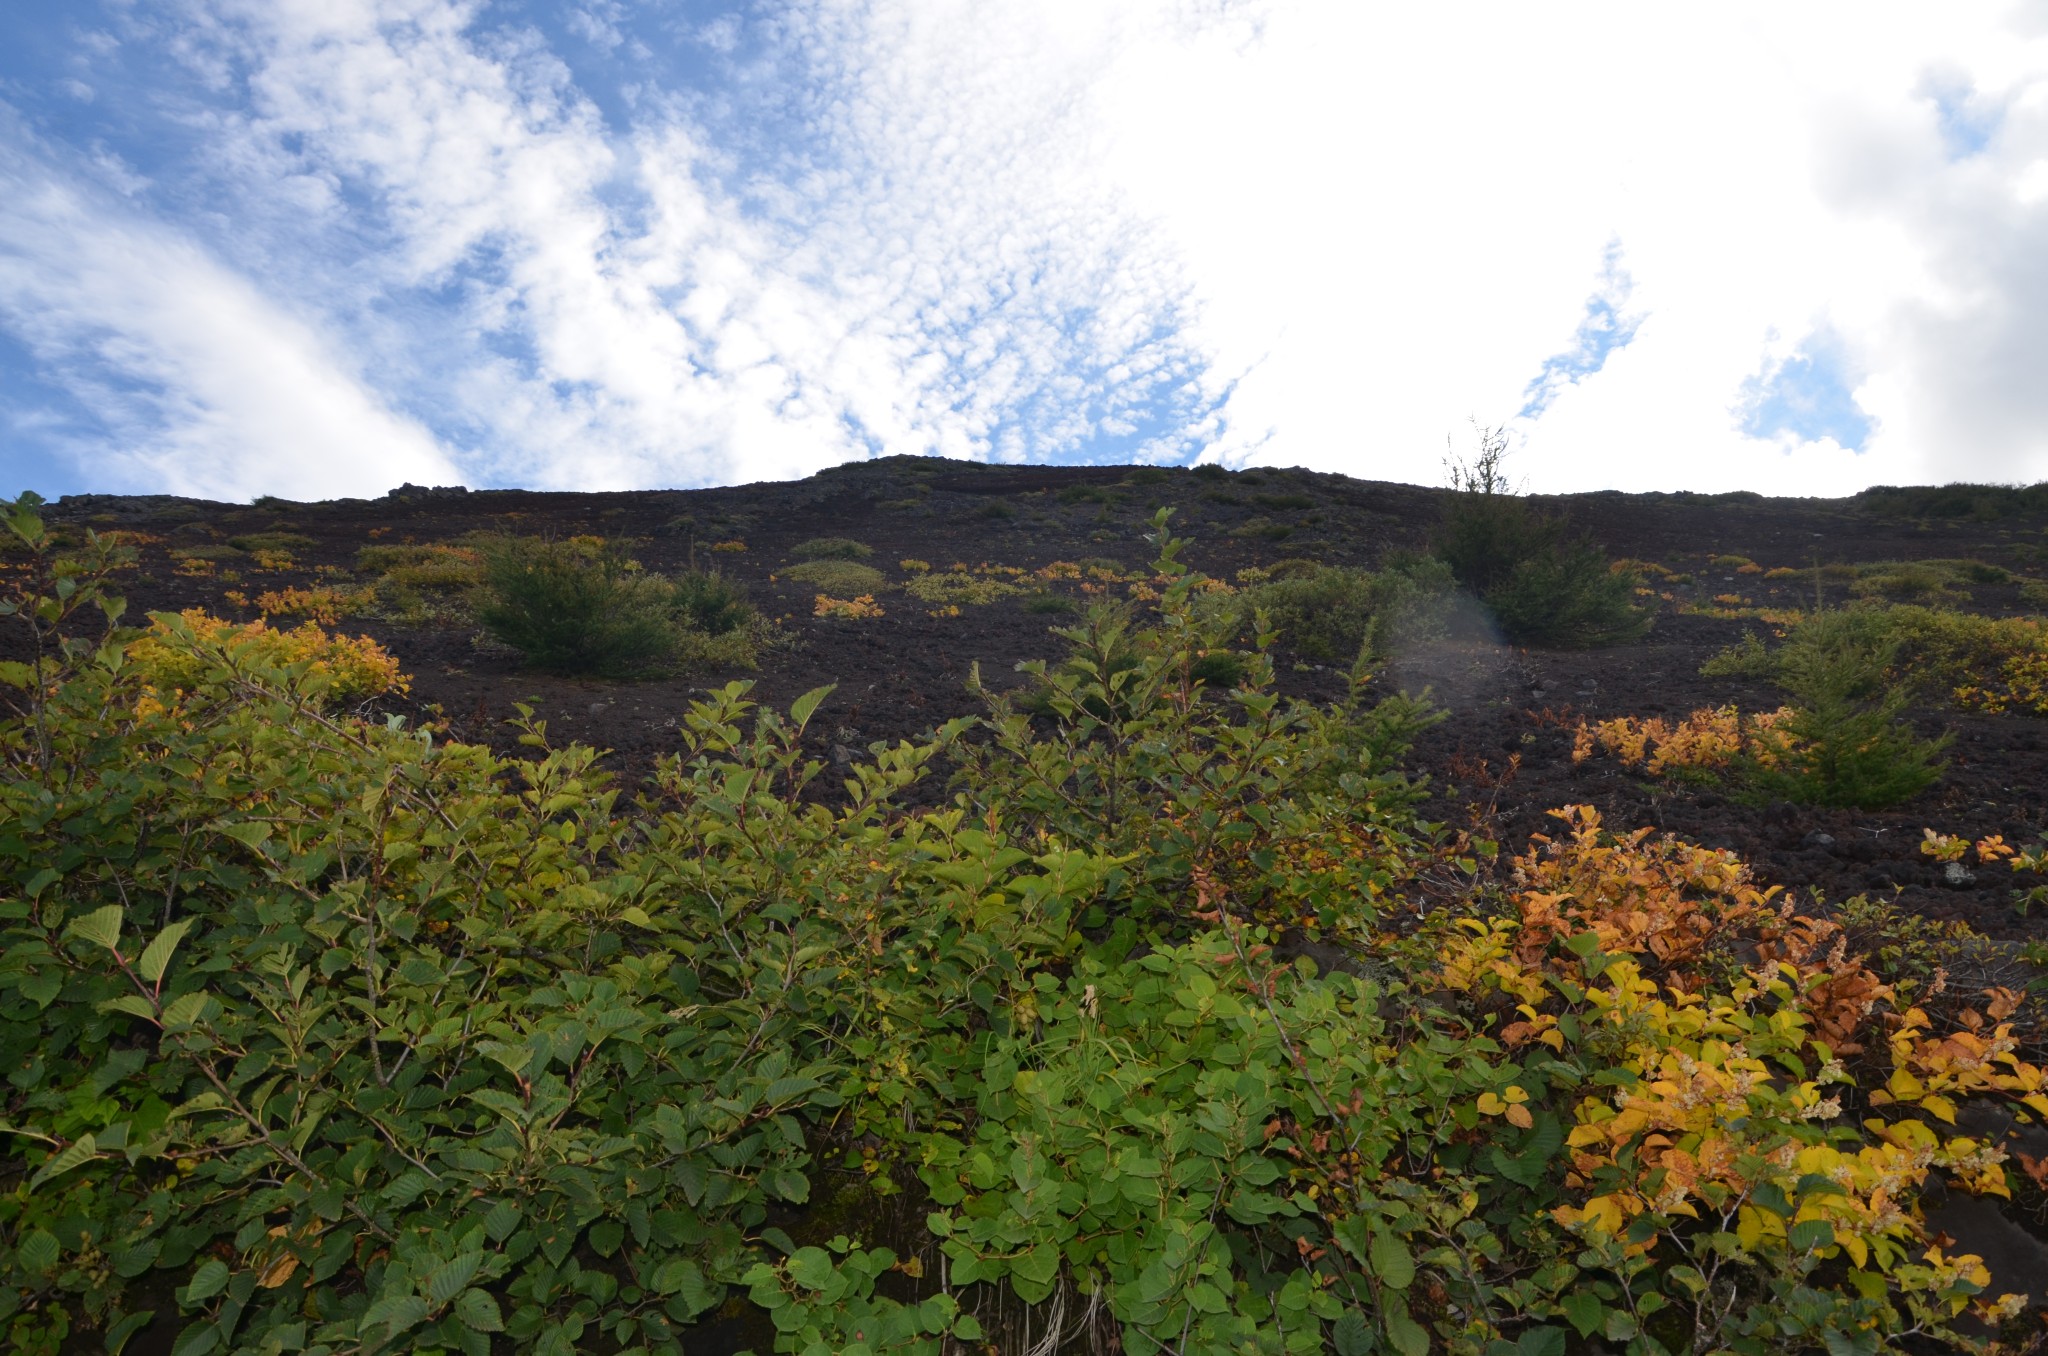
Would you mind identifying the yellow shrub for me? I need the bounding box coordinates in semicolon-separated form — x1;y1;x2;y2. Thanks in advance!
128;609;408;710
255;585;368;625
1572;704;1794;774
1438;806;2040;1313
814;593;883;619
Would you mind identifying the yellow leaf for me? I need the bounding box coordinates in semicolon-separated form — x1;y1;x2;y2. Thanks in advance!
1736;1205;1765;1251
1920;1095;1958;1124
1887;1068;1924;1101
1476;1092;1505;1116
258;1253;299;1289
1503;1085;1530;1104
1505;1103;1534;1129
1842;1234;1868;1269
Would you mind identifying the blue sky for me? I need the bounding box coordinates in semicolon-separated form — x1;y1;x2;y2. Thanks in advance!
3;2;2047;502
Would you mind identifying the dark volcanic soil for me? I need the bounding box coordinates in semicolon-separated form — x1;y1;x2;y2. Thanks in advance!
30;457;2048;943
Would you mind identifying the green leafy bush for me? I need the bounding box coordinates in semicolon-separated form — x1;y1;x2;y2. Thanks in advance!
670;568;751;635
474;536;752;677
788;537;872;561
903;571;1019;607
227;531;318;554
1741;610;1949;808
1433;427;1649;647
1480;538;1650;647
1855;481;2048;520
1703;604;2048;703
1020;592;1077;615
1221;558;1457;665
783;559;887;595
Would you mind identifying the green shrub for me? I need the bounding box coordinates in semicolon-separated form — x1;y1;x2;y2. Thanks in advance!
473;536;730;677
167;544;246;563
1225;558;1456;665
1699;630;1775;679
1853;562;1958;602
783;559;887;595
1705;604;2048;701
671;568;752;635
1855;481;2048;520
904;571;1019;606
356;543;482;591
1481;541;1650;647
1432;427;1648;647
789;537;872;561
1021;592;1077;615
226;531;317;553
1258;557;1325;581
1236;514;1293;541
1742;611;1948;808
1189;461;1228;481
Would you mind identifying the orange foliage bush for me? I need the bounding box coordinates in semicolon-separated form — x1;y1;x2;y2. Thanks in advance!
1572;703;1795;775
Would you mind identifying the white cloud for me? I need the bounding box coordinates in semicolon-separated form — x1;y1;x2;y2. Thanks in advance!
149;0;1215;492
1079;1;2048;493
0;117;459;500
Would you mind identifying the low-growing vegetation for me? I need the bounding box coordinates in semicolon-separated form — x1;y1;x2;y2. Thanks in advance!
474;535;759;677
1210;557;1458;666
903;569;1022;608
782;559;887;597
226;531;318;555
1434;428;1650;648
789;537;872;561
1855;482;2048;521
1706;604;2048;719
6;496;2048;1356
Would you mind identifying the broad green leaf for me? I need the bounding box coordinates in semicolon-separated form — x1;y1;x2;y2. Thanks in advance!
104;1308;157;1354
66;904;124;952
1012;1243;1060;1287
158;992;212;1030
1331;1312;1373;1356
424;1252;485;1307
788;685;836;733
482;1199;521;1243
453;1288;503;1333
1369;1229;1414;1290
587;1220;624;1257
1517;1326;1566;1356
214;821;273;852
1788;1219;1835;1253
360;1294;430;1338
1385;1306;1430;1356
16;1227;59;1273
183;1258;230;1303
137;919;195;985
29;1133;96;1191
1559;1290;1603;1338
786;1247;835;1291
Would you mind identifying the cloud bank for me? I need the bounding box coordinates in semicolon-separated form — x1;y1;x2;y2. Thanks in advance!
1;1;2045;500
